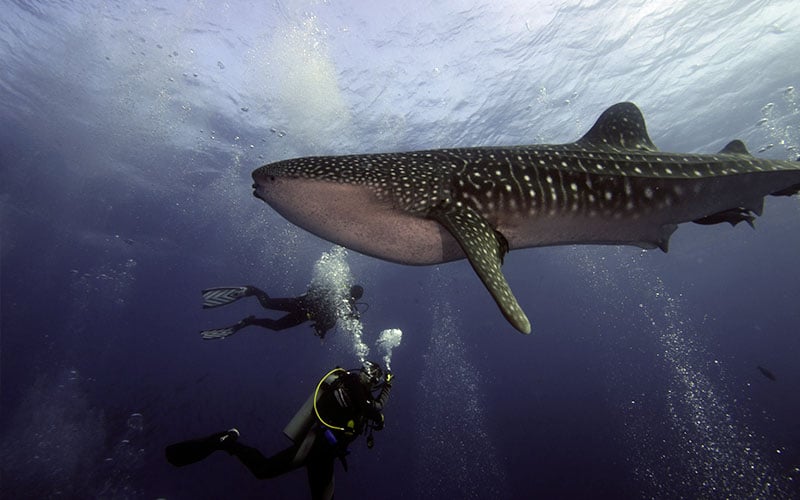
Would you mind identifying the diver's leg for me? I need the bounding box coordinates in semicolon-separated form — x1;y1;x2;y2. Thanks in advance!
306;453;336;500
202;311;308;338
252;291;305;313
165;429;239;466
247;310;308;332
227;441;303;479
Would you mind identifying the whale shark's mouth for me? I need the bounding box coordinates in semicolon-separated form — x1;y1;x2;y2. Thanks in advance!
252;170;281;202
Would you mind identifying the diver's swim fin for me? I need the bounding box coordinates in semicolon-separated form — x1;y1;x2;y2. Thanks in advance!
201;286;251;309
200;326;238;340
165;429;239;467
199;317;253;340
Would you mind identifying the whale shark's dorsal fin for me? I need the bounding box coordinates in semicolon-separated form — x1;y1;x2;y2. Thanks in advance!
574;102;658;152
718;139;752;156
429;204;531;334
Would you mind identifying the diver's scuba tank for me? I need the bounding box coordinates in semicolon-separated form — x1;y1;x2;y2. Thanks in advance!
283;368;345;441
282;368;345;465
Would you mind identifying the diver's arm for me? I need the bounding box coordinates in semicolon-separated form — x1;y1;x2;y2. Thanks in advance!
372;381;391;410
365;380;391;432
363;376;392;426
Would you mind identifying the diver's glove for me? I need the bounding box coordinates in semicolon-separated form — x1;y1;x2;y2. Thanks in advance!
385;371;394;386
375;413;385;431
218;428;240;452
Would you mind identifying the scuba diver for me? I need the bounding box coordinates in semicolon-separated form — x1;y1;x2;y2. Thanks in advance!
165;361;393;500
199;283;365;340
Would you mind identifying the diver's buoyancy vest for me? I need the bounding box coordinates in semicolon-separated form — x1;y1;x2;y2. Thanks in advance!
316;372;369;437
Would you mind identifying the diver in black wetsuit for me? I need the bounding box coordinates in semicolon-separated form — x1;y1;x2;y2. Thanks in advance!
165;361;393;500
199;283;364;340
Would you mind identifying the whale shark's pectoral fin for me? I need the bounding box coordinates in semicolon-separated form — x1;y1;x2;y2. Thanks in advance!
430;205;531;334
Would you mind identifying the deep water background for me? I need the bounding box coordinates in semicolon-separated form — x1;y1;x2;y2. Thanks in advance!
2;1;800;498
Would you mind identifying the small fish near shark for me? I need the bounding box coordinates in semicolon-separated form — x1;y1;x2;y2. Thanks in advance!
252;102;800;334
757;365;777;382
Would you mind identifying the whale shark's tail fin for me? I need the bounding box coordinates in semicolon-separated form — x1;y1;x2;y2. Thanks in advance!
201;286;251;309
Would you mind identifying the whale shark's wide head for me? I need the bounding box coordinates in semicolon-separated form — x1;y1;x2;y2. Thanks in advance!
252;102;800;334
253;151;467;266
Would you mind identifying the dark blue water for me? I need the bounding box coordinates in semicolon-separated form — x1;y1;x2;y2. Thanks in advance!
2;1;800;498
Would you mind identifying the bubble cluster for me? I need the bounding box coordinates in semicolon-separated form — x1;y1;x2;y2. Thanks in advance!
413;268;508;498
569;247;790;497
0;369;143;497
756;86;799;156
376;328;403;370
308;246;368;361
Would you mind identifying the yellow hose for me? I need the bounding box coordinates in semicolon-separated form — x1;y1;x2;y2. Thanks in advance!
313;367;347;431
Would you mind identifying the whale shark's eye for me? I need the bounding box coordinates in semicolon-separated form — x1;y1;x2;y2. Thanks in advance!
270;175;276;181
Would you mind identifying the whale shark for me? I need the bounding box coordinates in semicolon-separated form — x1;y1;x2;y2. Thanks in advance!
252;102;800;334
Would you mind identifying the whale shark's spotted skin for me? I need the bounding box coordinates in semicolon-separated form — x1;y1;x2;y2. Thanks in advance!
252;102;800;334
